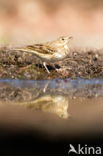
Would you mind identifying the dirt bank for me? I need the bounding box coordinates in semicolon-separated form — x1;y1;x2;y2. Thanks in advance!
0;47;103;80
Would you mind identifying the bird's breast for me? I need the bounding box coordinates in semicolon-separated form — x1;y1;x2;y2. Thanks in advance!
52;52;67;62
64;44;69;50
54;53;63;58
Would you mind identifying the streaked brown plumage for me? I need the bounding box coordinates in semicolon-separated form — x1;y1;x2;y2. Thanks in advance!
15;36;73;73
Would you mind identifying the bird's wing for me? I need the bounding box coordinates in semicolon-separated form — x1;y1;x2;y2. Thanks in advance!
26;44;55;54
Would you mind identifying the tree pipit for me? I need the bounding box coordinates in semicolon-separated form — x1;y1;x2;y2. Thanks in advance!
15;36;73;73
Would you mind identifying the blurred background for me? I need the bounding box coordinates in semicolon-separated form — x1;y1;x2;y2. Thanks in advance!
0;0;103;48
0;1;103;154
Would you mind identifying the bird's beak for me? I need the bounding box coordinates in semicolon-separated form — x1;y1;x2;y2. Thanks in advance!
68;36;73;40
66;36;73;44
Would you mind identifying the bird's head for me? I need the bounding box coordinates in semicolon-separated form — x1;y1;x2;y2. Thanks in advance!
58;36;73;45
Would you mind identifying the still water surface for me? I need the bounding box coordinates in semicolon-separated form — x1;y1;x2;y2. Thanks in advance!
0;78;103;136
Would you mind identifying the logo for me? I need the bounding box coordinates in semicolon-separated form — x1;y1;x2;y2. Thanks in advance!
68;144;102;155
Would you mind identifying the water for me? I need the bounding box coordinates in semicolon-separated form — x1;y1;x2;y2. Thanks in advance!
0;78;103;136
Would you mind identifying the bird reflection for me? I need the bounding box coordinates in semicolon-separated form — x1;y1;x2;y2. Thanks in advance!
18;94;69;119
0;81;69;119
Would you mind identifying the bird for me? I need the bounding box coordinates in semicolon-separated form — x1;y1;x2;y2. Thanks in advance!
15;36;73;73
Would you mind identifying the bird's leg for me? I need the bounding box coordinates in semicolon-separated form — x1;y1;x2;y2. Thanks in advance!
43;62;50;74
51;63;61;72
43;81;50;93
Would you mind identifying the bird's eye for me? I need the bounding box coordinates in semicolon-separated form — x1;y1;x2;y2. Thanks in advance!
61;38;64;41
